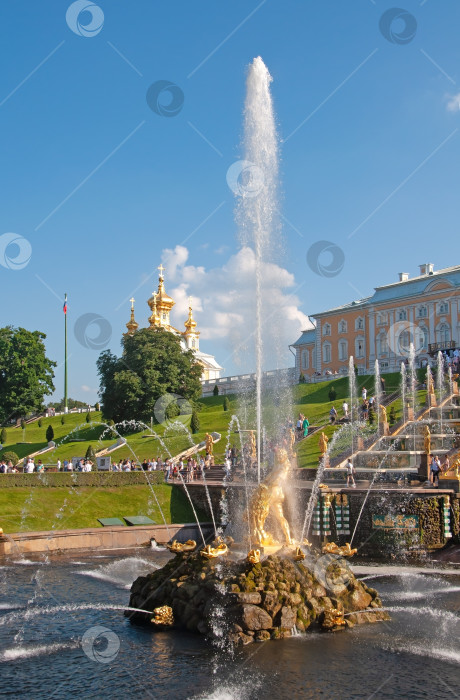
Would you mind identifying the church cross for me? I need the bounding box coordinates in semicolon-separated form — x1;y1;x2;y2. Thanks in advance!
130;297;135;310
158;263;165;277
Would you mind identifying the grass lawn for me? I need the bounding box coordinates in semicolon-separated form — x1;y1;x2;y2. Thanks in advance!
0;372;426;473
0;483;207;532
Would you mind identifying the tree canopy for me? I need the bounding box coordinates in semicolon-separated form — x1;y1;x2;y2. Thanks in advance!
0;326;56;423
96;328;203;423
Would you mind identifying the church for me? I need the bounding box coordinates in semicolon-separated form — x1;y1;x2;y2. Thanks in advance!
124;265;223;382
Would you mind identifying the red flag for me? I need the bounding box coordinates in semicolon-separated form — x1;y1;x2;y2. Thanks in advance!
63;295;67;314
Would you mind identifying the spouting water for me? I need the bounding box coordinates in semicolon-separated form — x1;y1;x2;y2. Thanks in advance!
348;356;357;454
401;362;407;424
408;342;417;415
374;359;382;435
436;351;445;406
237;56;280;483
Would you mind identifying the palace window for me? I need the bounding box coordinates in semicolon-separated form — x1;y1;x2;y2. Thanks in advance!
377;332;388;356
339;320;347;334
301;350;309;369
418;305;428;318
437;323;451;344
355;317;364;331
398;330;410;356
398;309;407;321
376;312;388;326
322;323;331;336
418;325;429;352
338;340;348;361
322;342;331;363
355;337;365;358
439;302;449;315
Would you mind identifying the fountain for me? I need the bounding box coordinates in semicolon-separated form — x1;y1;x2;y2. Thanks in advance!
401;362;407;425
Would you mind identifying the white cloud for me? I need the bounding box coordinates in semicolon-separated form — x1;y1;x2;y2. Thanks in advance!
81;385;93;393
446;93;460;112
165;245;309;373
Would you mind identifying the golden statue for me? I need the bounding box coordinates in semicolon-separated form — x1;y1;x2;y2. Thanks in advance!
293;546;305;561
205;433;213;455
322;541;357;557
151;605;174;626
247;549;260;564
248;448;293;547
319;432;329;456
200;542;228;559
288;427;296;456
380;405;387;423
440;457;460;481
322;608;346;628
423;425;431;455
166;539;196;553
249;431;257;461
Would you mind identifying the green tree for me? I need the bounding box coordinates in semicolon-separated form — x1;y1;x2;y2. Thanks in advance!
368;405;375;426
223;396;229;411
86;412;91;423
61;415;66;425
2;451;19;466
213;384;219;396
0;327;56;424
299;373;306;384
0;428;7;444
37;418;42;428
328;386;337;401
190;409;200;434
20;419;26;430
85;444;97;463
46;425;54;442
97;328;203;423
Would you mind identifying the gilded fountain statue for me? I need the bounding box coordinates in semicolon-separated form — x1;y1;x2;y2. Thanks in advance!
248;447;293;547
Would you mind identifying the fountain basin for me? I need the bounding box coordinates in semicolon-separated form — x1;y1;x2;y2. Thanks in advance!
127;547;389;645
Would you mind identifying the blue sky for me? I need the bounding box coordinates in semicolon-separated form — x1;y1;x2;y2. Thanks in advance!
2;0;460;403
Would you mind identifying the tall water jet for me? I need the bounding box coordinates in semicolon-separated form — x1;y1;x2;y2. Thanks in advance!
408;342;417;416
348;356;357;454
400;362;407;424
237;56;280;483
437;350;445;406
374;359;382;434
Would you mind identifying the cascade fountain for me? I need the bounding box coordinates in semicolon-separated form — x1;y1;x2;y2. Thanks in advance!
408;342;417;417
348;356;357;453
401;362;407;425
374;359;382;434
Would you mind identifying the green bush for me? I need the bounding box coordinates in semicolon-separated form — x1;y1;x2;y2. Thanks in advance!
328;387;337;401
0;471;165;488
368;405;375;426
20;419;26;430
85;444;97;462
86;412;91;423
223;396;229;412
299;373;306;384
61;415;65;425
37;419;42;428
1;451;19;466
213;385;219;396
0;428;7;444
190;410;200;434
46;425;54;442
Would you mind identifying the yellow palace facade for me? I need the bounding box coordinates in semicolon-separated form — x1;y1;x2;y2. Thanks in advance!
292;263;460;379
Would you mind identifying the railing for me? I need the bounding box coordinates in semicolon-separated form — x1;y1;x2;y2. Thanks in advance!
428;341;456;353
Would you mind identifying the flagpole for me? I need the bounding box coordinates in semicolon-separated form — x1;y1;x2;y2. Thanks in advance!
64;293;68;414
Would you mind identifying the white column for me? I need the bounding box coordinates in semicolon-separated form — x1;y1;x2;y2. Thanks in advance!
368;309;376;366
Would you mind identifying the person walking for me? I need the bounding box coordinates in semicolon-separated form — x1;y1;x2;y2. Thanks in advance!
346;458;356;488
430;454;440;487
302;416;310;438
329;406;338;424
342;401;349;419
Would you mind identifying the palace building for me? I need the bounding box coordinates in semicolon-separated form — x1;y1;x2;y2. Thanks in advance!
124;265;223;382
292;263;460;380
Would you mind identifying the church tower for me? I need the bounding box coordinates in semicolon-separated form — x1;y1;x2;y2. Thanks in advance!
148;264;175;330
124;298;139;336
184;298;200;351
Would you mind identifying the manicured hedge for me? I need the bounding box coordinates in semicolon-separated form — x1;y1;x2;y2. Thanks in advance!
0;471;165;488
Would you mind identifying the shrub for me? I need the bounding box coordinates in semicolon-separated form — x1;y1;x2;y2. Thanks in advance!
299;373;306;384
0;471;165;488
328;387;337;401
2;451;19;466
61;415;65;425
0;428;7;444
37;419;42;428
190;410;200;434
95;402;100;412
85;444;97;463
165;402;181;420
46;425;54;442
223;396;229;412
20;419;26;430
86;412;91;423
368;405;375;426
213;385;219;396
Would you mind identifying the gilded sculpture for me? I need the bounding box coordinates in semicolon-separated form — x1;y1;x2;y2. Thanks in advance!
248;448;293;546
166;539;196;553
151;605;174;626
380;405;387;423
205;433;214;455
319;432;329;456
423;425;431;455
322;541;357;557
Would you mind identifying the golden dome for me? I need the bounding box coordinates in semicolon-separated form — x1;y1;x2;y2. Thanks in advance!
184;301;199;335
125;298;139;336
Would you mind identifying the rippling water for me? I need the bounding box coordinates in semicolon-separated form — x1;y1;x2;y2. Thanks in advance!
0;550;459;699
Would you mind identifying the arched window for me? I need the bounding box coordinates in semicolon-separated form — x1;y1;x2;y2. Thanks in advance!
323;323;331;336
339;320;347;334
322;342;331;363
355;317;364;331
301;350;309;369
417;325;429;352
398;330;410;355
377;332;388;356
418;305;428;319
355;337;365;358
438;301;449;315
437;323;451;344
338;340;348;361
398;309;407;321
377;312;388;326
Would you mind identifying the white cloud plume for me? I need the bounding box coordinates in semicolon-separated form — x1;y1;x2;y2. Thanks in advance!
165;245;309;373
446;93;460;112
